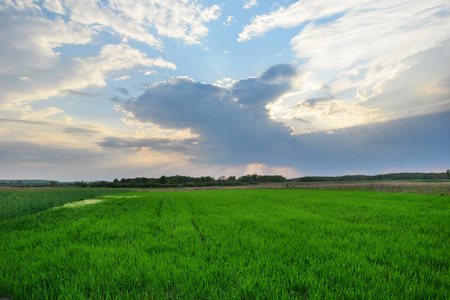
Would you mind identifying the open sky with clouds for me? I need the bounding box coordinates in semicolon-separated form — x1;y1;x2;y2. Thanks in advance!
0;0;449;181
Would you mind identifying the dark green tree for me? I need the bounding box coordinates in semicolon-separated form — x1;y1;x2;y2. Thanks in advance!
159;175;167;185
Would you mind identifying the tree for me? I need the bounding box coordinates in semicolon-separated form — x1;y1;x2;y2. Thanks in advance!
159;175;167;185
447;169;450;179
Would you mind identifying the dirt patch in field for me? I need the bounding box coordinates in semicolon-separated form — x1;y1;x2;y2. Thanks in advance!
53;199;105;209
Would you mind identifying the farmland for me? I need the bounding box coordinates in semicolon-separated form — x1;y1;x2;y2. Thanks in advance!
0;188;129;221
0;189;449;299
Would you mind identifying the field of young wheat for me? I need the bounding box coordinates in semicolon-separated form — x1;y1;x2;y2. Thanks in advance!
0;189;448;299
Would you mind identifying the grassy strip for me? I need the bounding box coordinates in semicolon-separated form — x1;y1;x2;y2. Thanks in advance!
0;188;129;221
0;189;448;299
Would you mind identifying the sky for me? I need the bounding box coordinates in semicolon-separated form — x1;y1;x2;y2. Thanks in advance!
0;0;449;181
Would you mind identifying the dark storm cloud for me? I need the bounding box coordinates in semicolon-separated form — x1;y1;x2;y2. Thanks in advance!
121;64;301;165
120;64;449;173
295;111;450;174
98;136;200;154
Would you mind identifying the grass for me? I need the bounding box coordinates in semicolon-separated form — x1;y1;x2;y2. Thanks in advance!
0;188;129;221
0;189;448;299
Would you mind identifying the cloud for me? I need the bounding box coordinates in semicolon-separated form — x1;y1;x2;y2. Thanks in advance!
0;43;176;109
238;0;356;41
98;136;200;155
215;77;235;87
239;1;450;131
117;63;449;174
289;1;450;71
0;118;51;126
223;50;230;55
361;42;450;118
120;64;302;166
0;0;221;47
296;111;450;175
63;127;102;136
223;16;236;26
0;1;213;109
243;0;258;9
0;140;104;166
61;0;220;46
114;75;130;81
116;87;129;96
110;97;123;103
269;95;381;134
63;90;97;98
0;9;92;76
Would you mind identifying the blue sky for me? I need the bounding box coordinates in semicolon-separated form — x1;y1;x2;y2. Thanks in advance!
0;0;449;181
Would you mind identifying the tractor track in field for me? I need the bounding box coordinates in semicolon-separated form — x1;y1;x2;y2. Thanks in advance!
191;219;207;244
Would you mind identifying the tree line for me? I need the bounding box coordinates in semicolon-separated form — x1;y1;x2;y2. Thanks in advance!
2;171;448;188
85;174;287;188
292;172;449;182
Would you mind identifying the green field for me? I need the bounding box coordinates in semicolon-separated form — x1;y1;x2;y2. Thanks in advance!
0;188;129;221
0;189;448;299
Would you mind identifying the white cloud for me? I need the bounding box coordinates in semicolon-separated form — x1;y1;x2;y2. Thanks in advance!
290;1;450;71
2;0;221;47
289;1;450;116
223;15;235;26
215;77;235;87
239;0;450;130
238;0;359;41
114;75;131;81
0;10;92;75
0;43;176;109
42;0;65;14
64;0;161;47
243;0;258;10
269;95;381;134
100;0;220;45
144;71;156;76
223;50;230;55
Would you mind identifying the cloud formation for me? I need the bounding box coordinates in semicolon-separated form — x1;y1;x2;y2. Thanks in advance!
239;0;450;133
116;64;449;173
98;136;200;155
0;1;217;109
243;0;258;10
0;43;176;108
2;0;220;46
119;65;302;165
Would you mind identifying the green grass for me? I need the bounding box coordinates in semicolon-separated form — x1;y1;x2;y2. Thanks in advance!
0;188;129;221
0;189;448;299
